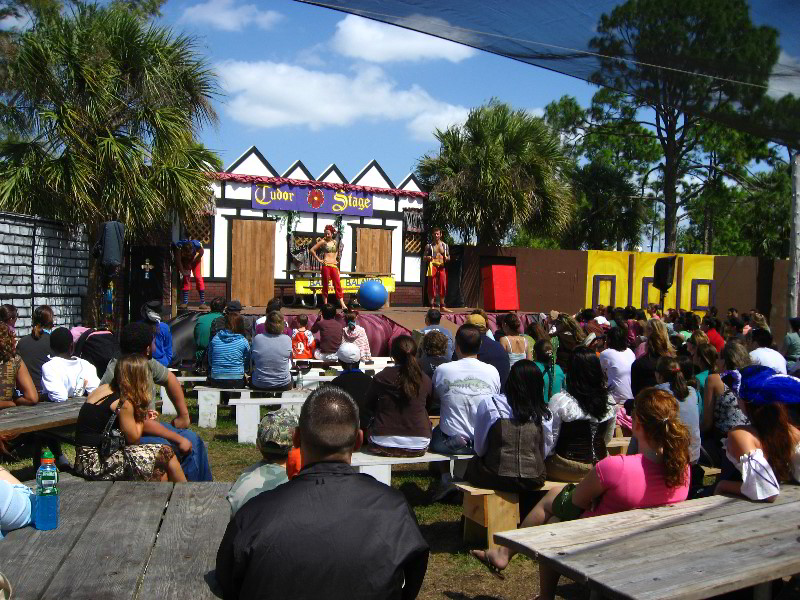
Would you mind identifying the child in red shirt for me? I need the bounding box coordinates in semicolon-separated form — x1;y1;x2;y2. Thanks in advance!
291;314;316;359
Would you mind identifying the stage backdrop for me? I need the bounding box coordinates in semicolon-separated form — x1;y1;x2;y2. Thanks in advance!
455;246;790;342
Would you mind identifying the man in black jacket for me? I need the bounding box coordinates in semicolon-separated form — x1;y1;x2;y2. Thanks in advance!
215;385;429;600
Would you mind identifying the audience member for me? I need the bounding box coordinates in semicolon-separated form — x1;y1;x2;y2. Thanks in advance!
331;342;374;431
533;339;565;401
216;385;429;600
499;313;532;367
208;313;250;389
420;330;451;380
748;328;787;374
311;303;342;360
0;451;33;538
553;314;585;373
472;387;690;595
653;356;701;464
781;317;800;365
227;408;297;515
193;296;225;363
254;298;291;337
251;311;293;391
0;324;37;409
16;305;54;397
365;335;432;457
341;309;371;361
715;365;800;501
750;311;770;333
631;319;675;398
463;313;511;388
0;304;17;339
544;348;616;482
701;316;725;354
431;324;501;455
290;314;316;359
102;323;211;481
700;341;751;465
694;342;718;411
141;300;172;367
210;300;253;344
41;327;100;401
420;308;454;358
73;354;186;482
471;309;495;340
466;360;550;499
599;325;635;407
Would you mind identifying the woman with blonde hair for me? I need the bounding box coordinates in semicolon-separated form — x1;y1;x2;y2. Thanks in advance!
472;387;690;594
631;319;675;397
73;354;186;482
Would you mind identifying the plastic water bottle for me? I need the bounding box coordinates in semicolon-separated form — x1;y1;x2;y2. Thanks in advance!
34;450;60;531
296;369;304;390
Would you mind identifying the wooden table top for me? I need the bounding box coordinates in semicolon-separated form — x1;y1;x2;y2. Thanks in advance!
0;397;84;436
3;476;230;600
494;484;800;600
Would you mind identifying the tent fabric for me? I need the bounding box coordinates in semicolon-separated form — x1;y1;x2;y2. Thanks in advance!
298;1;800;147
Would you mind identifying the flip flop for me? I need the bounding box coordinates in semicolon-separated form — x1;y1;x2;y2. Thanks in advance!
469;549;506;580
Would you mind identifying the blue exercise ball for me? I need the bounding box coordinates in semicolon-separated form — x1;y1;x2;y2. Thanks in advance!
358;280;388;310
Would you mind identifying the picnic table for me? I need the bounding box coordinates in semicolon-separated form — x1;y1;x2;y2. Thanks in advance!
0;397;84;436
2;474;229;600
494;484;800;600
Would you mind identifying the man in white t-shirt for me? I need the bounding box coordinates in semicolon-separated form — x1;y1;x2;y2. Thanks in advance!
41;327;100;402
748;328;787;374
431;323;501;455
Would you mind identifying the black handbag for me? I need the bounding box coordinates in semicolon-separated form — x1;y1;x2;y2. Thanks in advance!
99;401;126;459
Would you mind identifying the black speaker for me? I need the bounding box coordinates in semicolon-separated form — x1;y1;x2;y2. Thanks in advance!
445;245;465;308
653;256;677;293
128;245;166;321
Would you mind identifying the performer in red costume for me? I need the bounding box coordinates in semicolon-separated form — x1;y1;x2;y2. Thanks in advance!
424;227;451;313
310;225;347;310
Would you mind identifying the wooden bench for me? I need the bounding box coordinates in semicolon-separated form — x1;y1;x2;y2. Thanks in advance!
350;450;471;486
0;396;84;436
455;481;565;551
606;437;630;455
494;484;800;600
159;376;207;416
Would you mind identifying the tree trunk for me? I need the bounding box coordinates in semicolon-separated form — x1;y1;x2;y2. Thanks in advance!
789;152;800;319
702;203;713;254
662;160;679;253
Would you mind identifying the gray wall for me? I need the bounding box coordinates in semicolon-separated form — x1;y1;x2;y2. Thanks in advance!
0;212;88;335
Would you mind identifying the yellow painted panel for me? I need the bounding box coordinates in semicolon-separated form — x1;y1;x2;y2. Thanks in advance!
585;250;632;309
632;252;678;311
680;254;715;315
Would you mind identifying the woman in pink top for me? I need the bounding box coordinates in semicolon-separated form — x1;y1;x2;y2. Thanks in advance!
472;387;691;598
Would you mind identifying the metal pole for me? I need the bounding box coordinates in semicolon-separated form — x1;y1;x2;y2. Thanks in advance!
789;152;800;319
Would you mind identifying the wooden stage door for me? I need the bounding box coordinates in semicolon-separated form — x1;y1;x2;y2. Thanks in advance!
356;227;392;274
231;219;275;306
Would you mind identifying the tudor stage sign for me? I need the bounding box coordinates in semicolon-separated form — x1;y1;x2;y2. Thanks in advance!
251;182;373;216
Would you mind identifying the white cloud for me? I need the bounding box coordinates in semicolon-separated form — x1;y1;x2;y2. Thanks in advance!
408;105;469;141
218;60;468;141
331;14;476;63
0;13;30;31
767;50;800;99
180;0;281;32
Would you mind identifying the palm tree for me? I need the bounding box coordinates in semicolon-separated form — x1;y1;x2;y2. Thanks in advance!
0;3;221;324
416;100;573;246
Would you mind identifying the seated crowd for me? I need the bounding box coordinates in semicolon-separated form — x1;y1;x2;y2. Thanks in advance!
1;298;799;600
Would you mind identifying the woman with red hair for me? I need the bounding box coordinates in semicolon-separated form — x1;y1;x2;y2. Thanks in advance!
310;225;347;310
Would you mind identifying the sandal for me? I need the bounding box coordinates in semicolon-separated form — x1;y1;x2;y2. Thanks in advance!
469;549;506;580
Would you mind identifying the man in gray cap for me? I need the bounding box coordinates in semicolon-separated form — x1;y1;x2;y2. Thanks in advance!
209;299;253;344
330;342;374;431
226;407;298;516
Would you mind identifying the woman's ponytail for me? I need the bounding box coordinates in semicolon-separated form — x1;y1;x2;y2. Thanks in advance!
656;357;689;401
391;335;422;403
634;388;691;488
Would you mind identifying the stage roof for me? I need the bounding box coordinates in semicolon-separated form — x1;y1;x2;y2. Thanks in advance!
298;0;800;148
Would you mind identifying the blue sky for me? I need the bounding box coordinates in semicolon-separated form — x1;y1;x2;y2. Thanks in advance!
157;0;599;183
